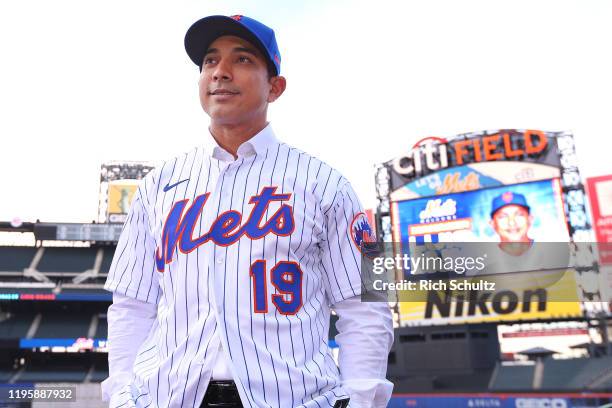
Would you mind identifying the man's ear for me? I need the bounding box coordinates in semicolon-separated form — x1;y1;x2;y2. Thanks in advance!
489;219;496;230
268;76;287;103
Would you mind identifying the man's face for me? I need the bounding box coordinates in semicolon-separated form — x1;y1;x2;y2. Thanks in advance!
491;205;532;242
198;35;280;126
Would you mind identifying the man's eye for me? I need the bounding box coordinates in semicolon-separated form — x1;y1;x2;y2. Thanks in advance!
203;57;216;65
238;56;251;63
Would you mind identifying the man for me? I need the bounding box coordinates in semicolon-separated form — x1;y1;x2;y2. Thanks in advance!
102;14;394;408
486;190;563;275
489;191;533;246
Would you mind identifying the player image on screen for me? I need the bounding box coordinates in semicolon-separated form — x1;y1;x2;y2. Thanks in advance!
101;14;393;408
485;190;568;276
489;191;534;259
489;191;533;244
483;190;539;276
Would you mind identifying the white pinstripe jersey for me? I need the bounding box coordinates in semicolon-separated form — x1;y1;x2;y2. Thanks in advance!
104;125;372;408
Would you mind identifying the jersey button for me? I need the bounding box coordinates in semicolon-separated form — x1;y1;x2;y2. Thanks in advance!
216;257;224;264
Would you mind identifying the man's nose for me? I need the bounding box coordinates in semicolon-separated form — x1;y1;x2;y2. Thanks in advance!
212;59;232;81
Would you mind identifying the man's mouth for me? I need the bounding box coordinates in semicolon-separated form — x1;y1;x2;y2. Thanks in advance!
208;89;239;95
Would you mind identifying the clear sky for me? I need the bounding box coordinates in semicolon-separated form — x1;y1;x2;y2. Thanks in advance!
1;0;611;223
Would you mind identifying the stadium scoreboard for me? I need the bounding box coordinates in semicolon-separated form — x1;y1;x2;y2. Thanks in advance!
34;222;122;242
375;129;602;326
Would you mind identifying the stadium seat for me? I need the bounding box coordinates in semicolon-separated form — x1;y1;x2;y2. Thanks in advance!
568;356;612;390
99;247;117;274
34;312;91;338
541;358;589;390
0;312;36;338
37;247;98;273
489;363;535;391
94;315;107;339
0;369;13;382
89;362;109;383
18;367;87;382
0;247;37;272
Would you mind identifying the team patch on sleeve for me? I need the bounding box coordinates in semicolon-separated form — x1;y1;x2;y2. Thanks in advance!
349;212;376;253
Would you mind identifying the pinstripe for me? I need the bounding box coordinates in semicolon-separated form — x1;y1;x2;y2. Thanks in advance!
166;149;201;406
273;144;296;408
136;344;156;357
288;151;309;404
169;148;199;399
124;199;148;292
178;150;207;408
166;151;193;404
156;155;180;407
186;155;215;408
108;210;132;287
134;352;158;368
222;158;243;361
116;209;142;291
150;160;167;243
134;216;152;301
264;143;282;407
232;154;264;407
337;187;361;277
327;203;358;299
198;157;213;322
301;217;330;403
220;157;258;408
249;150;273;408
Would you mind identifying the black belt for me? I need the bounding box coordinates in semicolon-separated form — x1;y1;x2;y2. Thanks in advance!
200;381;243;408
199;380;350;408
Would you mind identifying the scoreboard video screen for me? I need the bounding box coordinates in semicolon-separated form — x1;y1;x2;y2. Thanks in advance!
379;130;595;326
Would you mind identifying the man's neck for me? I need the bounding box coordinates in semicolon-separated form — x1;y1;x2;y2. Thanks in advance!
209;119;268;158
498;239;533;256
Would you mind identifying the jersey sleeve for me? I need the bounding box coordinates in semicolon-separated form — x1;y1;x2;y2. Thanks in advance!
104;181;161;305
320;180;371;305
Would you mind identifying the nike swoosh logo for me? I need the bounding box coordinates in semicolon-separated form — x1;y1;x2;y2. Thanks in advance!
163;178;190;192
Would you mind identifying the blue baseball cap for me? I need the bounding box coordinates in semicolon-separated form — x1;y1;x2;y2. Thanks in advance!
184;15;281;76
491;191;530;217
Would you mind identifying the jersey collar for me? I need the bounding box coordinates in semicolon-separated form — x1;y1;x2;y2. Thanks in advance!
204;123;278;162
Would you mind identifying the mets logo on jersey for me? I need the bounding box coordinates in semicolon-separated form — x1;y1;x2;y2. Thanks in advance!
350;212;376;254
154;186;295;273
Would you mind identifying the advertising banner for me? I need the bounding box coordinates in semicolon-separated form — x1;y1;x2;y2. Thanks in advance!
388;393;612;408
386;130;561;193
107;181;139;223
586;175;612;265
397;271;582;326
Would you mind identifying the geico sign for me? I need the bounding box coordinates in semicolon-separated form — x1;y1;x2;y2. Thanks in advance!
515;398;568;408
392;130;548;176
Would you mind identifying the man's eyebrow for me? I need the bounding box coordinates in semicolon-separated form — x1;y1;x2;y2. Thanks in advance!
204;47;219;56
233;46;259;56
204;46;259;57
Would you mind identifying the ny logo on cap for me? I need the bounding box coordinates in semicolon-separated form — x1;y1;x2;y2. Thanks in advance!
230;15;242;21
502;191;514;203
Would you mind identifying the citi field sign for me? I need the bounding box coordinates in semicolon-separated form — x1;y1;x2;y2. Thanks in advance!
387;130;563;195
